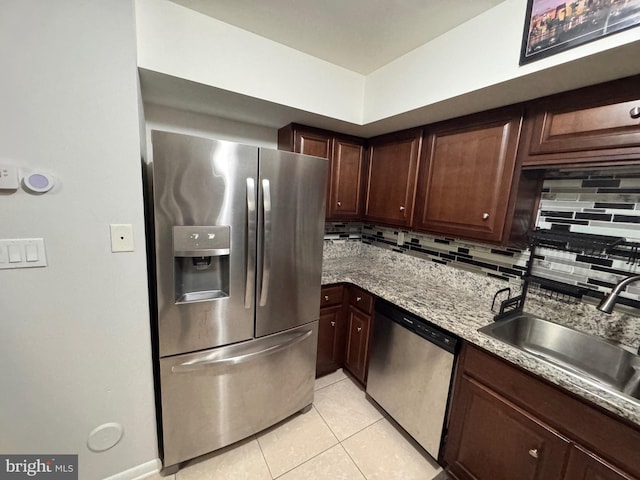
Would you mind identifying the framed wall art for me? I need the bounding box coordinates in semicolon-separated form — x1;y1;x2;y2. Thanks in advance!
520;0;640;64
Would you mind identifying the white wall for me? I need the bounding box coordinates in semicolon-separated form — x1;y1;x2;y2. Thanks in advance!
136;0;640;130
364;0;640;123
135;0;365;125
144;104;278;149
0;1;158;479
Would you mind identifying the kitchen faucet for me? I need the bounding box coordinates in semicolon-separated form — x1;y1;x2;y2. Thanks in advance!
597;274;640;355
597;274;640;314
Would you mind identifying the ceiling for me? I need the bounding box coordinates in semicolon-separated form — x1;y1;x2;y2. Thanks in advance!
168;0;507;74
143;1;640;137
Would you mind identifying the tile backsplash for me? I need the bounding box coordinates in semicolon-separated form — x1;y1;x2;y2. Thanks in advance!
324;170;640;308
533;171;640;306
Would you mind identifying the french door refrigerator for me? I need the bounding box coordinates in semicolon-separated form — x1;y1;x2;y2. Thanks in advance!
146;130;328;470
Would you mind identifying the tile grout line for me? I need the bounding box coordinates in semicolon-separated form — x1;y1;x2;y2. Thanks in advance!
312;402;381;480
313;378;388;480
269;404;340;480
313;373;349;392
254;433;276;480
272;383;382;480
339;440;369;480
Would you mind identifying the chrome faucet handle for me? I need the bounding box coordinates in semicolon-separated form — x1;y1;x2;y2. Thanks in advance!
597;274;640;314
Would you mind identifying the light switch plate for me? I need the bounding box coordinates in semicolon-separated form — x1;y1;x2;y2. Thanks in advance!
0;238;47;269
0;165;19;190
110;224;134;252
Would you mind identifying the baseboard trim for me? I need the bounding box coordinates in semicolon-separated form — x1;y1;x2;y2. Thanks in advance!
103;459;161;480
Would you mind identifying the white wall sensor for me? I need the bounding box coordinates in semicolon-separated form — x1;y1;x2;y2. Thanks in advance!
23;172;54;193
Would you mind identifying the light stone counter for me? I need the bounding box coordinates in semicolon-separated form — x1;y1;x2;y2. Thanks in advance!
322;242;640;426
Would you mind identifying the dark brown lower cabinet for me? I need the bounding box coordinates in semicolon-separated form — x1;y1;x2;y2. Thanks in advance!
317;284;374;383
317;285;346;378
316;305;344;377
443;344;640;480
445;374;569;480
344;305;371;384
565;447;635;480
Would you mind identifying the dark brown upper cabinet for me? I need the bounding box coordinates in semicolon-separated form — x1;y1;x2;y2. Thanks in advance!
278;124;365;221
413;107;539;245
278;124;332;158
363;128;422;228
521;74;640;167
328;138;366;220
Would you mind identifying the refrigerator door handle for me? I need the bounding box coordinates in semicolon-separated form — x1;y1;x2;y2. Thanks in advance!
259;178;272;307
171;329;313;373
245;178;257;309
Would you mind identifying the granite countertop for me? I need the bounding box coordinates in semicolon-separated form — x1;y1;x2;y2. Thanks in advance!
322;242;640;427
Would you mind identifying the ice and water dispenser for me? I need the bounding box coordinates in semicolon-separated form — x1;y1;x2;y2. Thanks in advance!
173;226;230;304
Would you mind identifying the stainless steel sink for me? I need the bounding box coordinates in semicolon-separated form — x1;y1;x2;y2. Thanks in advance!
478;315;640;402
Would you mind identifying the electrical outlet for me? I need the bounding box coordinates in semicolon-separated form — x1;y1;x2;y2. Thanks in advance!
110;224;134;252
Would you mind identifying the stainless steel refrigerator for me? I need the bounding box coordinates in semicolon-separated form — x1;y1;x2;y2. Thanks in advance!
146;130;328;470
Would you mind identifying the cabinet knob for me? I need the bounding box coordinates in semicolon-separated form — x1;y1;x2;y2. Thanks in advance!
399;206;405;212
357;327;362;333
630;106;640;119
337;201;342;207
356;296;362;302
482;212;490;220
528;448;539;459
331;321;336;327
324;295;329;301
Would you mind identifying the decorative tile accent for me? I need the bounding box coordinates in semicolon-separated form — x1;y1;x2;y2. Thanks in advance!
326;223;529;284
324;171;640;309
324;222;363;243
535;171;640;306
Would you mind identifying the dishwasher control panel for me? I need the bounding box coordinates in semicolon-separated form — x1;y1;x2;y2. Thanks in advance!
376;300;458;354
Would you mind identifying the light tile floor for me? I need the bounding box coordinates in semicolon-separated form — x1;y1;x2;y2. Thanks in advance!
154;369;444;480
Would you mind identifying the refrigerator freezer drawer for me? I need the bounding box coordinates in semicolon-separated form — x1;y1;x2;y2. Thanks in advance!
159;322;318;467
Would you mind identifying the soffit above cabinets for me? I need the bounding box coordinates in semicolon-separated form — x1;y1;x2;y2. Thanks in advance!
140;1;640;136
168;0;507;75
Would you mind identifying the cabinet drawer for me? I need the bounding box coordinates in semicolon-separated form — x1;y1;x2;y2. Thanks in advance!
349;287;373;314
320;285;344;307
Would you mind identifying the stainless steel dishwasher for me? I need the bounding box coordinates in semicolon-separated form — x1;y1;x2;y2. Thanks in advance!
366;299;458;460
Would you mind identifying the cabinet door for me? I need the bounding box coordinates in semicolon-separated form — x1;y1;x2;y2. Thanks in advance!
344;306;371;384
564;447;635;480
317;305;344;377
295;130;331;158
414;109;522;243
278;124;366;221
364;128;422;227
328;138;365;220
522;75;640;166
445;374;570;480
